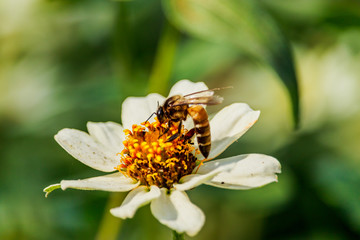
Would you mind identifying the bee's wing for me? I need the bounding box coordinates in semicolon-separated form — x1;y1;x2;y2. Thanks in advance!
182;89;216;98
182;87;232;98
171;95;224;106
170;87;229;106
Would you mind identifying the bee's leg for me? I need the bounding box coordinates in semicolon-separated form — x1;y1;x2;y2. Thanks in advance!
177;120;182;133
184;128;195;141
158;120;172;139
161;126;170;136
166;133;179;142
165;121;182;142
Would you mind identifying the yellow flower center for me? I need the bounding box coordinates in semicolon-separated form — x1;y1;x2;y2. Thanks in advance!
116;119;198;189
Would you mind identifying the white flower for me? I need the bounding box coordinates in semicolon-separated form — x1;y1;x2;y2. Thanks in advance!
44;80;281;237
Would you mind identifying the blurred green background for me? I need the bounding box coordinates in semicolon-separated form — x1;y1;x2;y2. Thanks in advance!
1;0;360;239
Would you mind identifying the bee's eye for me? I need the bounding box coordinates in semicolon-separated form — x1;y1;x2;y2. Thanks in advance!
157;108;164;122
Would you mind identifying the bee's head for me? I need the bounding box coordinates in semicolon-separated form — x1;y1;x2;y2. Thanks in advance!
156;106;165;123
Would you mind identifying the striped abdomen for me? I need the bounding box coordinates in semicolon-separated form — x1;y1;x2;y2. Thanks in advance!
187;105;211;158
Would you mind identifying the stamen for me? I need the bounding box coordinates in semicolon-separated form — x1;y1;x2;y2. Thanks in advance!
116;119;198;189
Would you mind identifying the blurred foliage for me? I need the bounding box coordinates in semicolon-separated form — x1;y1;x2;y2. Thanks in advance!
1;0;360;240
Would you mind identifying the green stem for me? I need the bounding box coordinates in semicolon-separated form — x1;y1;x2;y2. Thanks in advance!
95;192;126;240
95;3;130;239
113;2;132;80
172;231;185;240
148;22;180;96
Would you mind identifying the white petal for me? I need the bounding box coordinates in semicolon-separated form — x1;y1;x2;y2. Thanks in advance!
183;118;195;132
206;103;260;159
202;154;281;189
121;93;165;129
87;121;125;153
110;185;161;219
55;129;120;172
168;79;208;97
151;189;205;237
174;163;232;191
61;172;139;191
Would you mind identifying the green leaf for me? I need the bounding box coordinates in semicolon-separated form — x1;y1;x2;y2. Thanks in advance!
162;0;300;128
315;158;360;233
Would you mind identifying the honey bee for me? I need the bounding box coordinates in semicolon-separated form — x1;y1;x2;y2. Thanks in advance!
155;88;224;159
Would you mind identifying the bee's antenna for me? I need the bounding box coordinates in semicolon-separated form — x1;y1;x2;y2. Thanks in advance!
145;112;156;123
145;101;161;123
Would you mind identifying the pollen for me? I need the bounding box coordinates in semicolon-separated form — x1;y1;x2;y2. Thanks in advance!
116;118;197;189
